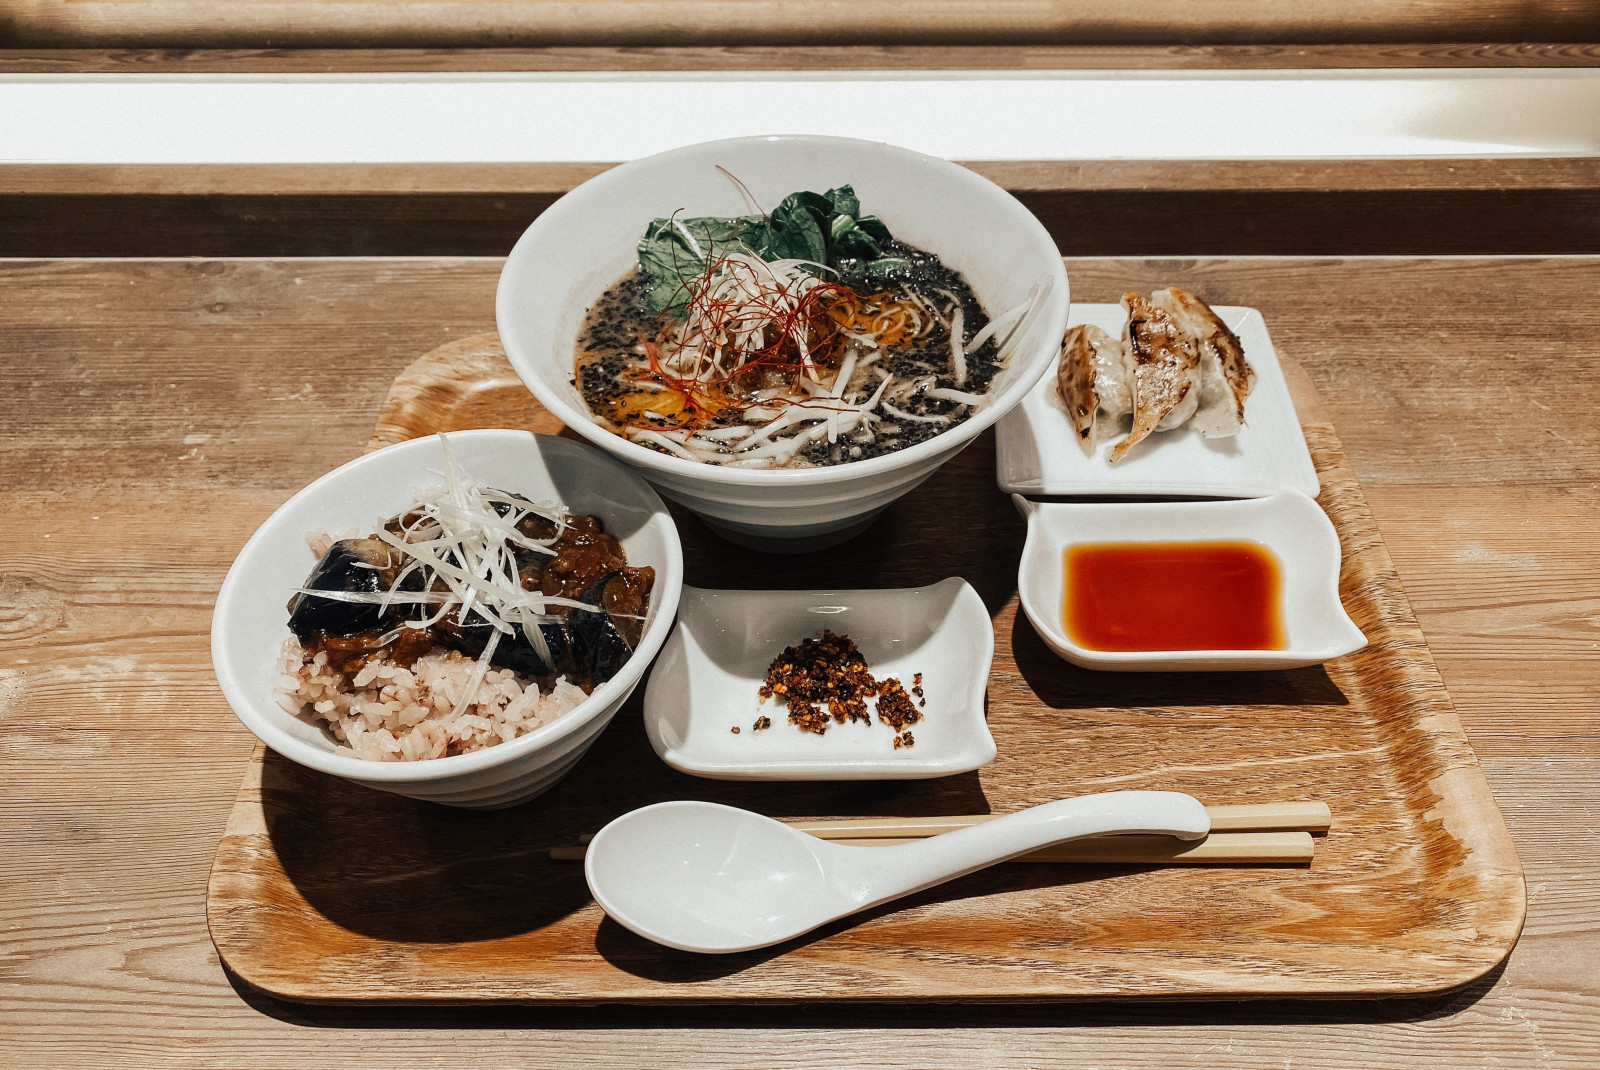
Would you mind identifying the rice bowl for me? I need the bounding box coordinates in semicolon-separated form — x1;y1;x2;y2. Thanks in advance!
211;430;683;809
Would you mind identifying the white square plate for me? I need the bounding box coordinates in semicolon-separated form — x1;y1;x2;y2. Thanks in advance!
995;304;1319;498
642;578;996;780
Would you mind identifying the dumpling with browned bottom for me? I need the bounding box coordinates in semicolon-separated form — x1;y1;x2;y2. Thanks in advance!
1055;288;1257;462
1110;292;1201;463
1058;323;1133;455
1152;287;1255;439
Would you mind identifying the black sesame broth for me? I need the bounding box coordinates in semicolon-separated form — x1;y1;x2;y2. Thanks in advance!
573;239;1005;469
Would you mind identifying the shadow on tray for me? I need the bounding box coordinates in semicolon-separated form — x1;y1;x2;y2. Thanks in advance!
1011;609;1352;710
586;858;1127;983
260;699;997;947
673;436;1027;619
226;955;1510;1030
254;732;1495;1013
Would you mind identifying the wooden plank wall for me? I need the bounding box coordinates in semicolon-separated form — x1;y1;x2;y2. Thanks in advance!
3;45;1599;256
6;44;1600;71
8;168;1600;257
3;1;1600;48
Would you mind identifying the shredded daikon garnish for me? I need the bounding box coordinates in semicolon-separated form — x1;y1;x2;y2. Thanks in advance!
881;400;951;424
627;427;698;460
584;226;1053;467
995;279;1052;361
338;434;602;714
962;297;1023;355
949;305;967;387
697;425;755;442
825;349;858;444
925;386;989;407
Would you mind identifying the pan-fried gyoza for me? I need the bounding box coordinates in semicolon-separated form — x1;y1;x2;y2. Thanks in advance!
1058;287;1255;461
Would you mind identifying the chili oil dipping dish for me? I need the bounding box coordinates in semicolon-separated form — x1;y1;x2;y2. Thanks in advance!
1013;492;1365;672
496;135;1070;551
643;578;995;780
211;430;683;810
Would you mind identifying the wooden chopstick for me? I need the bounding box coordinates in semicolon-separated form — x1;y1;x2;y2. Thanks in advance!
551;802;1327;864
549;830;1313;865
563;801;1329;846
783;801;1331;838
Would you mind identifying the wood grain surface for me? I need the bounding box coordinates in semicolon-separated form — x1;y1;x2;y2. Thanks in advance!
11;158;1600;257
4;2;1598;48
6;43;1600;73
16;159;1600;197
7;47;1600;259
1;256;1596;1061
205;334;1523;1002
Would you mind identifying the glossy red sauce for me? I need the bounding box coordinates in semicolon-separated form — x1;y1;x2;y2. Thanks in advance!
1062;540;1285;652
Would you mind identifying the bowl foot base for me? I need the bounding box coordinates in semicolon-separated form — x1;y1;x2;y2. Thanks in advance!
699;511;882;554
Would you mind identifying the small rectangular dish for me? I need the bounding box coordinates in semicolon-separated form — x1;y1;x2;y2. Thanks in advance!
1013;491;1365;671
994;303;1320;498
643;578;996;779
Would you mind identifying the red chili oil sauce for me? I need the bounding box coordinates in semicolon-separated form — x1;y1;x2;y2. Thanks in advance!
1062;540;1286;652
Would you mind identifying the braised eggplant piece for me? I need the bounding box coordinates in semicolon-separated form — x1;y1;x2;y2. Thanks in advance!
503;623;570;678
287;538;405;640
287;474;655;696
434;612;569;679
511;503;559;542
570;568;655;686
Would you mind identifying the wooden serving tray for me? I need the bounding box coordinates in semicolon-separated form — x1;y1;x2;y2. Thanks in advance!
207;331;1524;1003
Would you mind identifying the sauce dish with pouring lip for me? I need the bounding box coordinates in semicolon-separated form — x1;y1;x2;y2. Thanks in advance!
1013;491;1365;672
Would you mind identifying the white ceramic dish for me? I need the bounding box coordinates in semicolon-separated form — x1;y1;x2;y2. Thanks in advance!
994;303;1319;498
643;578;995;779
1013;492;1365;671
211;430;684;810
496;134;1070;547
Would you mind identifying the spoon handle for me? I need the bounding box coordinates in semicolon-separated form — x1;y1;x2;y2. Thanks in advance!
844;790;1210;907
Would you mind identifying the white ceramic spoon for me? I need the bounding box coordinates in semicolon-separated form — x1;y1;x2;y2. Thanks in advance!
584;790;1210;953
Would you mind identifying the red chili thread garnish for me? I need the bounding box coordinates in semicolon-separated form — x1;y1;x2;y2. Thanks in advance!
622;252;859;435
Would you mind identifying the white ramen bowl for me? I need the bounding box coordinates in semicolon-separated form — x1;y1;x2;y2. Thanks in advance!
211;430;683;810
496;135;1070;548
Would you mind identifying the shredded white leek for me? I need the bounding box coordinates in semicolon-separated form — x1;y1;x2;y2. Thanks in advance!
299;434;608;714
621;272;1051;467
949;305;967;387
925;386;988;408
881;400;951;424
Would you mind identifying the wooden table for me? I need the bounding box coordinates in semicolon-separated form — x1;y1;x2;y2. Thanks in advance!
2;254;1596;1066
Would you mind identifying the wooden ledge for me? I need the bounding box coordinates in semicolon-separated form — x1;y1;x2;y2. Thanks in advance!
0;44;1599;73
4;4;1600;49
5;158;1600;197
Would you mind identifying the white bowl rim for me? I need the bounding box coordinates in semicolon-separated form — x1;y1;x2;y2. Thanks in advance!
495;133;1071;488
1013;491;1367;667
211;429;684;783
